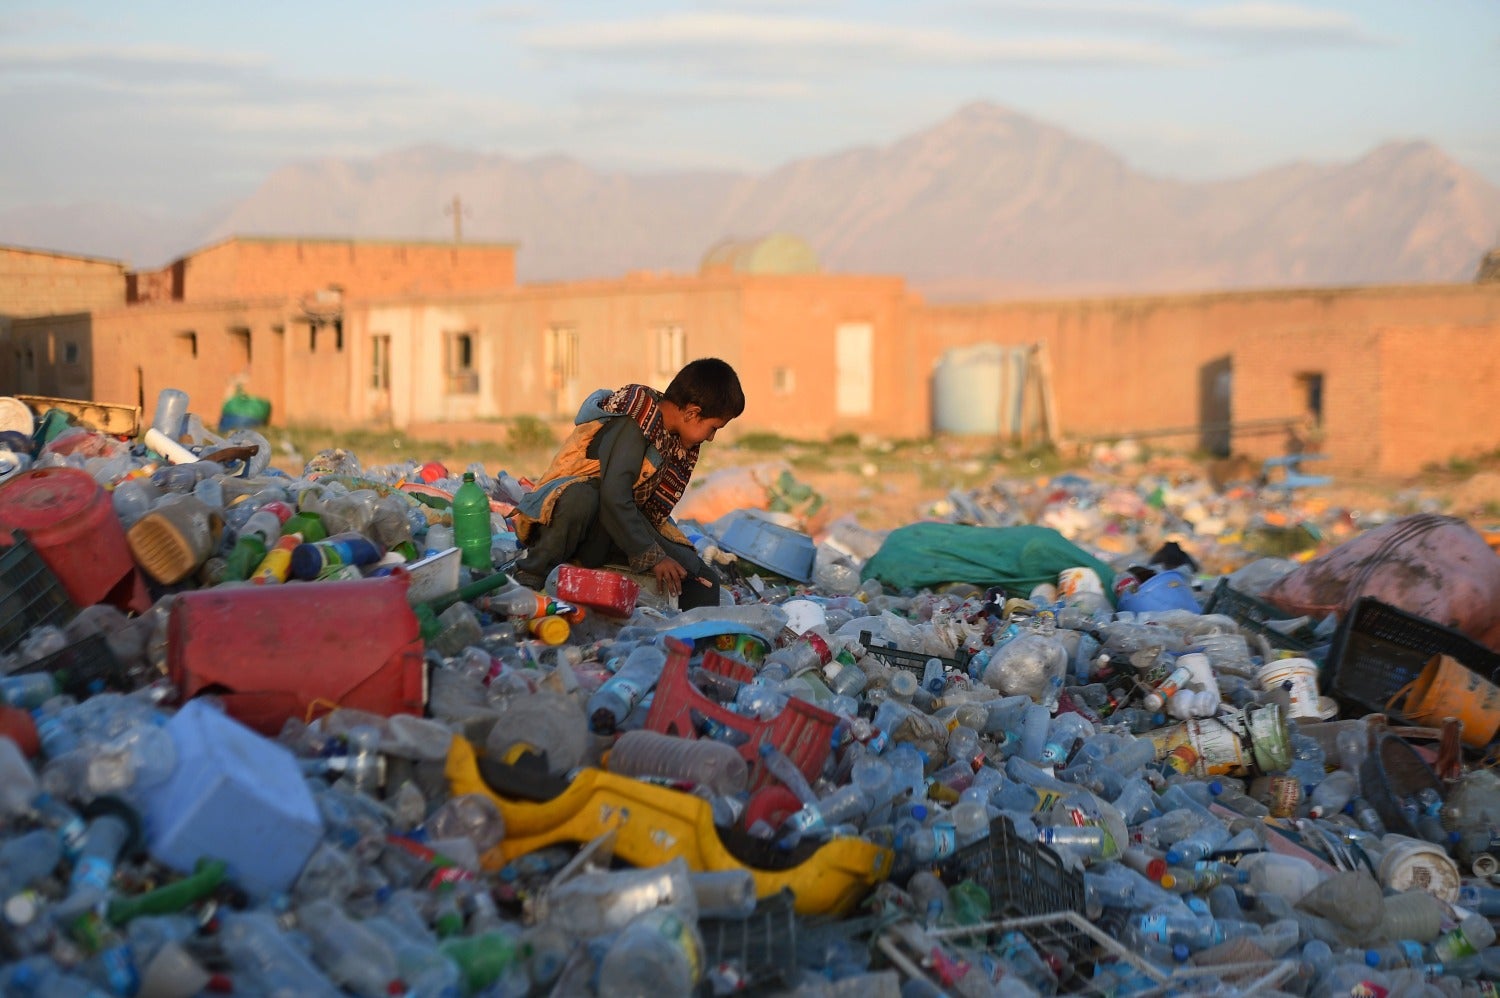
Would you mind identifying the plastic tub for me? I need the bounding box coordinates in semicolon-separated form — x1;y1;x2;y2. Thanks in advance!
0;467;143;611
556;564;641;617
718;513;815;583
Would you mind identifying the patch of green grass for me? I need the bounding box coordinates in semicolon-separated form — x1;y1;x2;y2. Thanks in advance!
506;415;555;451
735;431;796;452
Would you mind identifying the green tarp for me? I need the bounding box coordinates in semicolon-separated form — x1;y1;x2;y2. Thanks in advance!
861;522;1116;598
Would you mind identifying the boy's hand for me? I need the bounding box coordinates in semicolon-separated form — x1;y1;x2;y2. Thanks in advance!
652;557;688;597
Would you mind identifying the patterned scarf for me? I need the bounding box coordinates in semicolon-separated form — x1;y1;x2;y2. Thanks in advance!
599;384;699;528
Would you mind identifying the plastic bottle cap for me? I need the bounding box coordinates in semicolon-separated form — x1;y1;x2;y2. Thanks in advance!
1364;950;1380;967
1209;780;1224;795
1165;849;1184;865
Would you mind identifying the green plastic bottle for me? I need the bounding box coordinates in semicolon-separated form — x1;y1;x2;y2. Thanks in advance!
439;929;520;995
452;472;493;572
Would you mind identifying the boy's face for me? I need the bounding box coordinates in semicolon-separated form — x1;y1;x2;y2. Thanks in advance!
677;406;730;447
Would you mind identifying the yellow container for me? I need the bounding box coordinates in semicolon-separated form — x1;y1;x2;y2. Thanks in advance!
444;737;891;917
526;615;570;646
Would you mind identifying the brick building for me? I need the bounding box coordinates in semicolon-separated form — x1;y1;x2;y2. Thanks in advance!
2;234;1497;476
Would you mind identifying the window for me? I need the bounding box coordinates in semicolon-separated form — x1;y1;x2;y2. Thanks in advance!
446;330;478;394
63;342;80;365
333;319;344;352
545;325;579;390
176;331;198;359
655;324;685;380
773;367;795;394
308;323;318;352
371;334;391;391
1296;372;1324;425
229;327;251;367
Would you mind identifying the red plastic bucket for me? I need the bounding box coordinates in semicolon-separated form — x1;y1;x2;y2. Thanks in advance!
0;468;142;611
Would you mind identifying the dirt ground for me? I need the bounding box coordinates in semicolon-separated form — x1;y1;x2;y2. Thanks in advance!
273;422;1499;539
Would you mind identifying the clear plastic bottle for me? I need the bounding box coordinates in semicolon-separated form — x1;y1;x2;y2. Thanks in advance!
597;908;704;998
296;898;403;998
424;792;507;855
758;742;819;805
897;822;958;864
587;644;668;734
1432;912;1496;963
1306;769;1358;819
689;869;757;919
218;909;344;998
333;724;384;797
0;735;40;817
781;783;872;845
1237;851;1323;905
608;730;749;796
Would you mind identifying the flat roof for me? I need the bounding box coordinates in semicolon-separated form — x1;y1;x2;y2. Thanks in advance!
0;243;126;267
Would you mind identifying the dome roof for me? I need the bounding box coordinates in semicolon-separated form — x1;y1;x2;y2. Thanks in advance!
701;234;819;275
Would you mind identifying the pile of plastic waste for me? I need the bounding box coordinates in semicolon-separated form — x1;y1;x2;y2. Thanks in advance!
2;391;1500;996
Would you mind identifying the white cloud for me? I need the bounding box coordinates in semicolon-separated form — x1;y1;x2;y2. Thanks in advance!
967;1;1382;47
0;43;269;81
524;13;1179;67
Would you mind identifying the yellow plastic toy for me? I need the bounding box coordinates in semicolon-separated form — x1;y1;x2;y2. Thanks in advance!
445;737;892;917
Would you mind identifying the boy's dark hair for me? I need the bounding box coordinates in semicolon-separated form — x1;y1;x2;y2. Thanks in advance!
664;357;745;420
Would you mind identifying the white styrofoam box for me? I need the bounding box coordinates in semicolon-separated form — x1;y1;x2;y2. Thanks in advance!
141;699;323;902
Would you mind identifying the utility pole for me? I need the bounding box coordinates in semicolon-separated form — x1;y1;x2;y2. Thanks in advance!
444;195;469;243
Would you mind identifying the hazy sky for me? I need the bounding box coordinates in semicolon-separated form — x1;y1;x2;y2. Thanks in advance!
1;0;1497;219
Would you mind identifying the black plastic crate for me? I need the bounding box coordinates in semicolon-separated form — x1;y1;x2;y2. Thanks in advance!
1324;597;1500;719
858;631;970;677
697;889;799;995
940;815;1092;980
11;634;127;700
1202;578;1320;657
0;531;76;655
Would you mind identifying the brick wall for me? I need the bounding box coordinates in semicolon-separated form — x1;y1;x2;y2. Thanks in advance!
0;246;126;318
132;238;518;304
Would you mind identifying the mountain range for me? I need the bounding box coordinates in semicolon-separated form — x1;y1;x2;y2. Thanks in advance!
8;102;1499;300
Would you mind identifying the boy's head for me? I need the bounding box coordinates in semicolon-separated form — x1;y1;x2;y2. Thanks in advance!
662;357;743;448
663;357;745;422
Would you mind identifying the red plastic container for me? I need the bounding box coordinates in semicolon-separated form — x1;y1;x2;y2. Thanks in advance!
646;641;838;792
167;572;426;734
0;468;146;612
556;565;641;617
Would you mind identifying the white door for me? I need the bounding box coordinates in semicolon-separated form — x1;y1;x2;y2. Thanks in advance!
834;322;873;417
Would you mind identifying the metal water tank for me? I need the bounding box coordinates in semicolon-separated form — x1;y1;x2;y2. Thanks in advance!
933;344;1006;434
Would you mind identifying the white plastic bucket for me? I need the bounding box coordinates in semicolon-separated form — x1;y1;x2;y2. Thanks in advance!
1258;657;1322;721
1379;836;1461;903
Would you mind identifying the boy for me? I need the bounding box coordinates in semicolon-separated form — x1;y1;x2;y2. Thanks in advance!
510;357;745;609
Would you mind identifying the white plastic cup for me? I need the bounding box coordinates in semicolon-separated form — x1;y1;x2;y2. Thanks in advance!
1258;657;1321;721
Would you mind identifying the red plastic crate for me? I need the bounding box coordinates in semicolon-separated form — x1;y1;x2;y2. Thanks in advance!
556;564;640;617
646;639;838;792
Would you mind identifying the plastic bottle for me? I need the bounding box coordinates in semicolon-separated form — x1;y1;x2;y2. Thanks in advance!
1432;912;1496;963
424;792;507;855
1237;852;1323;905
438;927;524;996
587;644;668;734
1378;890;1445;943
452;471;493;572
250;531;303;584
289;532;385;581
1124;910;1222;951
689;869;757;919
332;724;384;797
0;828;62;900
1209;779;1270;818
597;908;704;998
295;898;403;998
781;783;872;845
898;822;958;864
478;584;582;622
1306;769;1358;819
218;909;343;998
608;730;749;796
68;802;138;899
